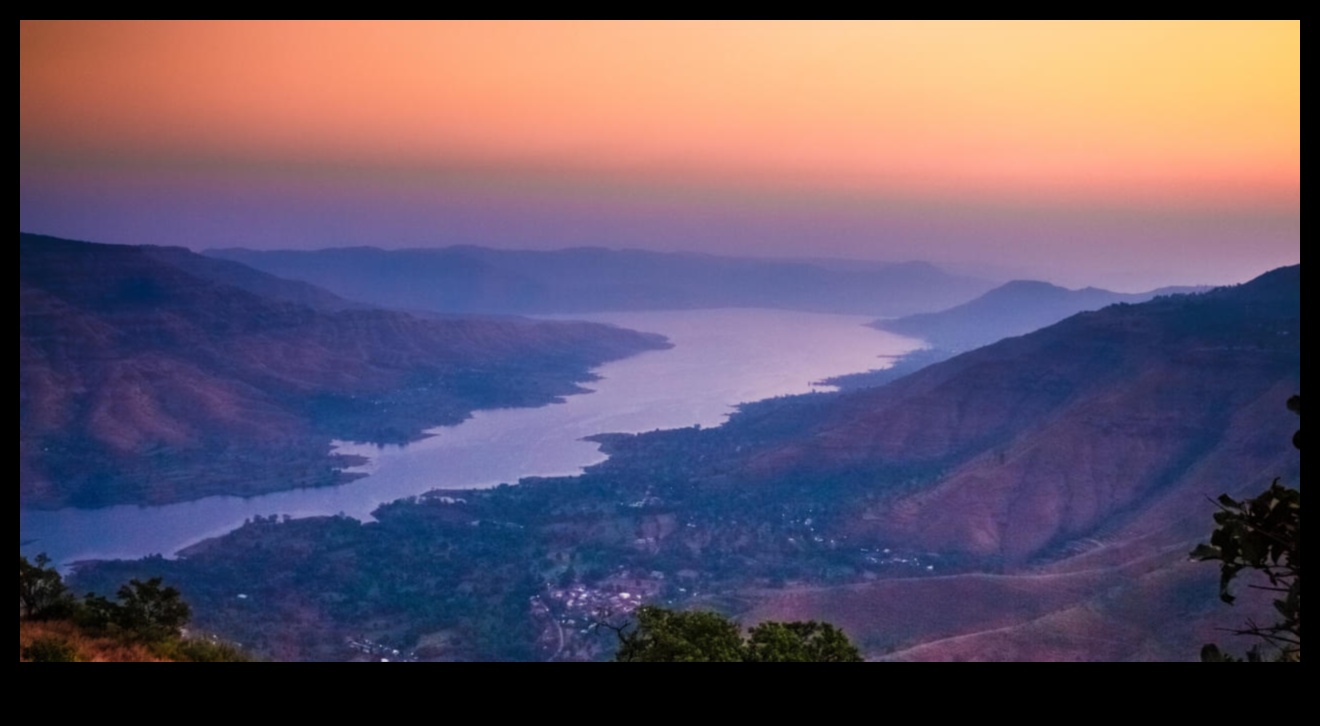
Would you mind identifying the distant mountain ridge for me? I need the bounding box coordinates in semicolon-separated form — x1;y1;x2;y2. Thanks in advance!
138;244;375;313
873;278;1209;352
19;233;668;508
206;246;996;316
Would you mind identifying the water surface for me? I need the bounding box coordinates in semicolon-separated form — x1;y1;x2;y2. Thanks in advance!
20;309;920;566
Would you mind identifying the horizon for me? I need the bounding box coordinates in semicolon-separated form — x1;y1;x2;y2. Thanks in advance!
20;21;1299;292
19;230;1293;296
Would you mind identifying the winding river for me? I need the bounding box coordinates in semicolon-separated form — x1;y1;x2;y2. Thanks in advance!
20;309;920;567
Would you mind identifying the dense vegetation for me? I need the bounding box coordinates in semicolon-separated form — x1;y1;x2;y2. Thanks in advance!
610;606;862;662
19;554;246;662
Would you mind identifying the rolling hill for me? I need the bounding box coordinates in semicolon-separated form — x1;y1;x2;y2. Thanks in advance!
20;233;668;508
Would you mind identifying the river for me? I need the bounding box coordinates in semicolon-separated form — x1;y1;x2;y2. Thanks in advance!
20;309;921;567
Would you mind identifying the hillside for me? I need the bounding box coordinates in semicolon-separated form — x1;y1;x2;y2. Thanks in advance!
19;233;669;508
873;279;1207;352
74;265;1299;660
739;267;1299;658
206;246;995;317
759;267;1298;564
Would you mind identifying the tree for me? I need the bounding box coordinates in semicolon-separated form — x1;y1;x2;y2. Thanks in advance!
614;606;745;662
744;620;863;662
1191;395;1300;662
608;605;862;662
18;553;72;619
18;558;241;661
113;577;192;642
19;556;191;641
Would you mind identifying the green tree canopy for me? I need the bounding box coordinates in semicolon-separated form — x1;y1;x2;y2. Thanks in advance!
611;605;862;662
20;555;190;642
744;620;863;662
113;577;192;642
615;606;745;662
19;553;72;619
19;554;244;661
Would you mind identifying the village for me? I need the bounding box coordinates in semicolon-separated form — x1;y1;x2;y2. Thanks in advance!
532;570;677;661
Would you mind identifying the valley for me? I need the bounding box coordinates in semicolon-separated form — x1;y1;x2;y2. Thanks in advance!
22;308;920;566
21;19;1298;664
19;234;670;509
67;265;1299;661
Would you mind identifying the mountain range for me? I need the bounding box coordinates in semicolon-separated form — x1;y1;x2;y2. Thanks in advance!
206;245;996;317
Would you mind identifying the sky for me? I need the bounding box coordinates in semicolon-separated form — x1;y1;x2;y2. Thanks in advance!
20;21;1299;290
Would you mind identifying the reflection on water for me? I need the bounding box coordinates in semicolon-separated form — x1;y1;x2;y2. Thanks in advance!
21;309;920;566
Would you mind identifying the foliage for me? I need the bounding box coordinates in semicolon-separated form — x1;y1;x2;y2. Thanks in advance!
113;577;192;642
67;576;191;641
76;593;119;632
1191;395;1300;662
153;636;250;662
22;635;81;662
19;553;74;619
19;552;243;661
611;605;862;662
744;620;863;662
614;606;746;662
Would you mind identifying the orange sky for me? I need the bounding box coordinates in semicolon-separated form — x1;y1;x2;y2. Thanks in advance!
19;21;1300;288
20;20;1299;206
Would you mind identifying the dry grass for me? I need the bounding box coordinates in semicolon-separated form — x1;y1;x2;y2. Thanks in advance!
20;620;166;662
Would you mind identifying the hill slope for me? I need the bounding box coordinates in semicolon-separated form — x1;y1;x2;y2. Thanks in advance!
873;279;1207;352
20;233;669;508
760;266;1298;564
737;267;1299;658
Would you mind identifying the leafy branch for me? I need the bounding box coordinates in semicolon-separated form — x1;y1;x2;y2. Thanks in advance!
1191;395;1300;662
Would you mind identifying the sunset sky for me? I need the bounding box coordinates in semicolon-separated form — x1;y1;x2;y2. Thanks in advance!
20;21;1299;290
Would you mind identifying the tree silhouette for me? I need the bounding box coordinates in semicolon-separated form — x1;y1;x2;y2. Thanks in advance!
1192;395;1300;662
113;577;192;642
18;553;72;619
